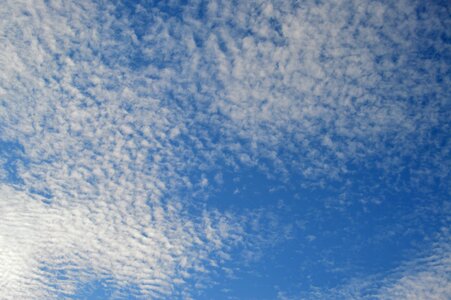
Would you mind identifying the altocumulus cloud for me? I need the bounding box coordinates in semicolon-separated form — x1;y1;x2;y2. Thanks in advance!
0;0;450;299
0;1;245;298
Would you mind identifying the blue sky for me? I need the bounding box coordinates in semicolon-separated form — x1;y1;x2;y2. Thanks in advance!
0;0;449;299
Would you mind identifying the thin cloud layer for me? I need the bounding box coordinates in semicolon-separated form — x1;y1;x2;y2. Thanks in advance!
0;0;449;299
377;238;451;300
299;232;451;300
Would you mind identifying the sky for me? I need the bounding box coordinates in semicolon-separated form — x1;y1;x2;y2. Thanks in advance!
0;0;449;299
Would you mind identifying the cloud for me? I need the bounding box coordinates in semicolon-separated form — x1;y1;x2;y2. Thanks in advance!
299;231;451;300
0;0;449;298
375;232;451;299
0;183;245;298
198;0;450;188
0;1;245;298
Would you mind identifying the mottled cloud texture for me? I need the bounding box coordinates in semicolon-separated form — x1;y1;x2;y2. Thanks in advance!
0;0;449;299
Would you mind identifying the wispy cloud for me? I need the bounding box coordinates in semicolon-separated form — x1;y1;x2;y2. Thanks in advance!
376;237;451;299
297;231;451;300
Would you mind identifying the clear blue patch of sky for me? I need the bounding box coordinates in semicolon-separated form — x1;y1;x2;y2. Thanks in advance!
0;139;27;185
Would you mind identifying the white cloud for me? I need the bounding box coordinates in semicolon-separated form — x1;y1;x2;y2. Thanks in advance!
0;0;449;298
0;1;246;298
293;231;451;300
375;234;451;299
0;183;244;299
191;0;449;187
